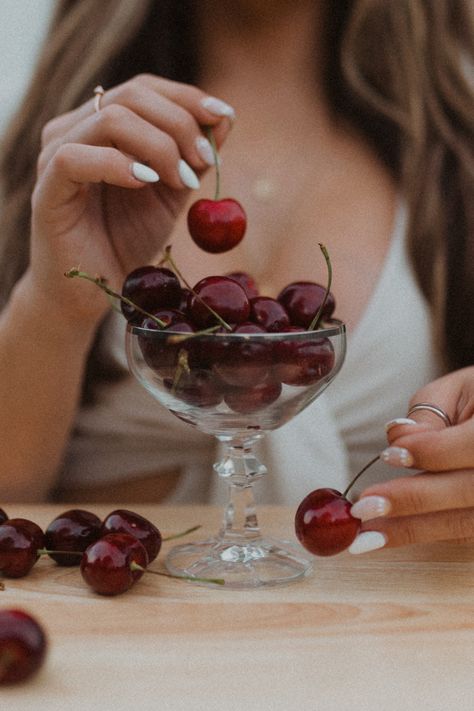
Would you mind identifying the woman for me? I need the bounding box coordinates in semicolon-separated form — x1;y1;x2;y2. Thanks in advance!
0;0;473;552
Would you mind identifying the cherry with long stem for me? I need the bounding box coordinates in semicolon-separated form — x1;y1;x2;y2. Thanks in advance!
308;243;332;331
65;269;167;328
343;455;380;499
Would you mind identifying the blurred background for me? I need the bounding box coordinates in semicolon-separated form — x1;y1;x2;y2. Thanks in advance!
0;0;54;135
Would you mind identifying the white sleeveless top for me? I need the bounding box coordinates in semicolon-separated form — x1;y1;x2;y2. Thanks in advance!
61;203;441;502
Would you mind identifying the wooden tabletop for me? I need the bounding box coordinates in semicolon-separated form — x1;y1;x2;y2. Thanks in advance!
1;504;473;711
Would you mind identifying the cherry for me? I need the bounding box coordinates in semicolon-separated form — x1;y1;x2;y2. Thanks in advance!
187;276;250;328
226;271;259;299
0;609;47;685
224;377;282;414
121;266;182;324
274;333;335;386
188;198;247;253
0;509;7;525
278;281;335;329
45;509;102;566
80;533;148;596
5;518;45;552
101;510;162;563
164;368;223;408
294;456;380;556
138;312;196;376
213;323;273;387
187;128;246;254
249;296;290;332
0;520;44;578
294;488;360;556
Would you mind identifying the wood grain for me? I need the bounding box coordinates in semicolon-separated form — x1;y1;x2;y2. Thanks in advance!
1;504;473;711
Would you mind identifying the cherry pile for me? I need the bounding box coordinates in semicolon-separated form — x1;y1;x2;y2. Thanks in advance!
120;254;338;413
0;507;209;595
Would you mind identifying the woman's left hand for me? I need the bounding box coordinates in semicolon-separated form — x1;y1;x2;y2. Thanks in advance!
348;367;474;554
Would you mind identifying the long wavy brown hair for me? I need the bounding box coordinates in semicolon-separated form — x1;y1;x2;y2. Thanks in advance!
1;0;473;401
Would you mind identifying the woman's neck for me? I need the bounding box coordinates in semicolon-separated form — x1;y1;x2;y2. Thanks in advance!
196;1;327;119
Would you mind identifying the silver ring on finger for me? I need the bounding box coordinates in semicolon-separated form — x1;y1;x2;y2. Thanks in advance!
406;402;453;427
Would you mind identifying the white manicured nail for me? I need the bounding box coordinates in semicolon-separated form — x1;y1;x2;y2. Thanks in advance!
351;496;391;522
131;162;159;183
380;446;414;467
201;96;236;120
178;159;200;189
348;531;387;555
385;417;418;432
195;136;216;166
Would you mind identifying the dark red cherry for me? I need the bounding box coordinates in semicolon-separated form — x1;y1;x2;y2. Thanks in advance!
80;533;148;596
187;198;247;253
164;368;223;408
249;296;290;332
45;509;102;566
224;377;282;414
226;271;259;299
0;609;47;685
121;266;182;324
277;281;335;328
187;276;250;327
101;510;162;563
274;334;335;385
138;312;195;376
295;488;361;556
0;521;41;578
0;509;8;525
5;519;44;552
213;323;272;387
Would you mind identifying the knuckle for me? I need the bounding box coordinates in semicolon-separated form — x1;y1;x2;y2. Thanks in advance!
50;142;76;172
40;117;61;147
398;519;418;546
449;509;474;541
94;103;128;129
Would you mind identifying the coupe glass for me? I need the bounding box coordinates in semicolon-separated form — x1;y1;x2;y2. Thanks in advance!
126;321;346;588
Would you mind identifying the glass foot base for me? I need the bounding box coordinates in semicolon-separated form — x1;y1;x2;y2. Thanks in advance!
165;536;312;589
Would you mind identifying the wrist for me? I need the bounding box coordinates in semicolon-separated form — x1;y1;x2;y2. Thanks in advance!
9;273;107;347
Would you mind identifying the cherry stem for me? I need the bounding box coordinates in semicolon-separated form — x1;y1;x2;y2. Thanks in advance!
162;524;202;542
342;455;380;499
308;243;332;331
130;561;225;586
206;127;220;200
162;246;232;331
38;548;82;557
64;269;167;328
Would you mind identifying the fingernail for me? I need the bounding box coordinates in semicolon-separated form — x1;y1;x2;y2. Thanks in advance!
380;446;414;467
178;159;200;189
385;417;418;432
350;496;391;522
201;96;236;120
131;162;159;183
348;531;387;555
195;136;216;166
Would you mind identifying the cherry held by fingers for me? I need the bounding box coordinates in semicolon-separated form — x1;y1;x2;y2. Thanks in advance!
295;456;381;556
187;127;247;253
0;609;47;685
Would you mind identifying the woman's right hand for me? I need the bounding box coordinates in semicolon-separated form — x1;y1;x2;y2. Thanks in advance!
26;74;234;325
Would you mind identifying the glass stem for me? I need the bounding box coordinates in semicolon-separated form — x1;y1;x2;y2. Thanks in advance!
214;440;266;541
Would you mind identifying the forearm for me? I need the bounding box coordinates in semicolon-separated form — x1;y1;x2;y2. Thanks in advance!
0;276;100;501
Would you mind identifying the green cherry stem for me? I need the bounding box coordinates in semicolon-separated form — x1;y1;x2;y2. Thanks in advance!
64;269;167;328
162;524;202;542
162;246;232;331
130;561;225;586
206;127;220;200
342;455;380;499
308;243;333;332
